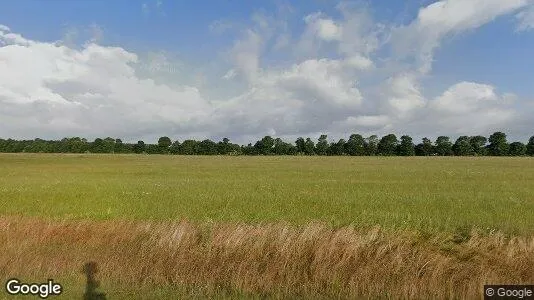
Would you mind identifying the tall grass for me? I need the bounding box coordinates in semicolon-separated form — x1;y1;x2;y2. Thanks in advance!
1;216;532;299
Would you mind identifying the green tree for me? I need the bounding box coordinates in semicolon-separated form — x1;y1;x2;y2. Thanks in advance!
114;139;124;153
415;137;433;156
102;137;115;153
91;138;104;153
470;136;487;156
295;137;305;154
364;135;378;156
526;136;534;156
217;138;232;155
377;134;398;156
508;142;526;156
304;138;315;155
179;140;198;155
435;136;453;156
488;132;509;156
328;139;346;156
398;135;415;156
261;136;275;154
242;143;257;155
315;135;329;155
158;136;172;154
169;140;181;154
133;140;145;154
146;144;161;154
273;138;293;155
345;134;365;156
286;144;298;155
196;139;218;155
254;136;275;155
452;136;473;156
66;137;87;153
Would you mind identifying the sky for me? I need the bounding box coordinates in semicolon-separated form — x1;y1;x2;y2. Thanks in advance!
0;0;533;144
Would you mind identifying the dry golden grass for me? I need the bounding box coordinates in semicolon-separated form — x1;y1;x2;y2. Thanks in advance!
0;216;532;299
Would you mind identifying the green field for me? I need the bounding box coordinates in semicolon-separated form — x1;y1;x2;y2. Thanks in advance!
1;154;533;235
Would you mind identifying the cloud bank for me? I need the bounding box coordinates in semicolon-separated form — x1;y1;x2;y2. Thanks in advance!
1;0;533;143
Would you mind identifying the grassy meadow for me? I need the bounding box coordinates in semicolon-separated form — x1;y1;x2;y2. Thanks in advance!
0;154;533;299
1;153;533;234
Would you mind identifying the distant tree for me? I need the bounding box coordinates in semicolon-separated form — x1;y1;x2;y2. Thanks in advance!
488;132;509;156
526;136;534;156
315;135;329;155
196;139;218;155
415;137;433;156
273;138;293;155
328;139;346;156
304;138;315;155
91;138;104;153
102;137;115;153
470;136;487;156
145;144;160;154
377;134;398;156
158;136;172;154
364;135;378;156
453;136;473;156
398;135;415;156
295;137;306;154
345;134;366;156
179;140;197;155
169;140;181;154
133;140;146;154
273;138;284;155
508;142;526;156
435;136;453;156
286;143;298;155
258;136;275;155
114;139;124;153
217;138;231;155
66;137;86;153
241;143;257;155
122;142;134;153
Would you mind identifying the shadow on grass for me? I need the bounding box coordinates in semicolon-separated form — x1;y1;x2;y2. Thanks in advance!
83;262;106;300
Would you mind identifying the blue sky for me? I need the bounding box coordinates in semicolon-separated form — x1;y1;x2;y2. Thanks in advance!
0;0;533;143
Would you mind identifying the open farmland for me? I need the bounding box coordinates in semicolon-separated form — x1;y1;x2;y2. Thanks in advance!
0;154;533;299
1;154;533;234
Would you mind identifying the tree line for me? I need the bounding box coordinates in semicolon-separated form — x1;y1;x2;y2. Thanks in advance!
0;132;533;156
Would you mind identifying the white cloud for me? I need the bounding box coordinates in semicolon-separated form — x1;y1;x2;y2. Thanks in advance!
340;115;390;128
229;29;263;83
384;74;425;115
223;69;237;79
1;1;533;142
516;4;534;31
211;58;365;137
423;82;517;135
431;82;501;113
392;0;529;73
0;28;211;140
345;54;373;70
303;13;343;41
296;5;384;62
